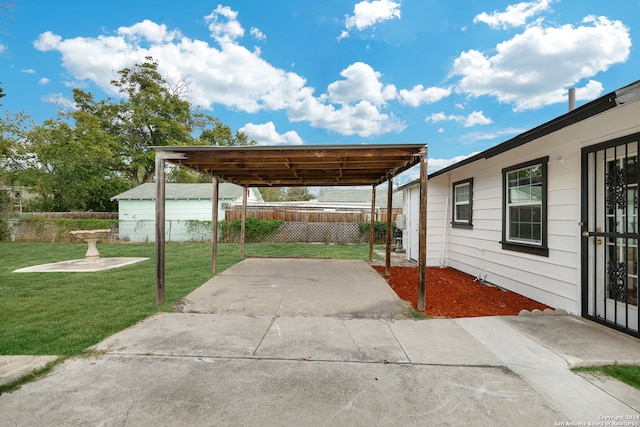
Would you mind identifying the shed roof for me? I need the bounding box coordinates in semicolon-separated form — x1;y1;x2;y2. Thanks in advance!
154;144;426;187
111;183;245;201
318;188;403;209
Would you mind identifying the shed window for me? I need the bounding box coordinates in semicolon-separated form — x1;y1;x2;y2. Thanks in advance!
501;157;549;256
452;178;473;228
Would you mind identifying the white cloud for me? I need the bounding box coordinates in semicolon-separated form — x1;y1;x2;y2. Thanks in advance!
326;62;396;106
22;69;36;74
39;78;50;85
474;0;552;29
426;111;492;127
428;153;480;173
117;20;180;43
288;96;405;137
239;122;303;145
339;0;401;39
0;43;5;52
398;85;452;107
205;5;244;44
250;27;266;41
42;93;76;110
33;7;410;138
452;15;631;110
463;127;526;142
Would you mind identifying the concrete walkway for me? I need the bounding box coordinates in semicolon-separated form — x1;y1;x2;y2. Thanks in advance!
1;258;639;426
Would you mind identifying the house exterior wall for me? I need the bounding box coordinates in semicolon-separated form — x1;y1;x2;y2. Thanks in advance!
405;96;640;314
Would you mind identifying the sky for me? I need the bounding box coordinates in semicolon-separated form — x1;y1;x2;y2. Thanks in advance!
1;0;638;180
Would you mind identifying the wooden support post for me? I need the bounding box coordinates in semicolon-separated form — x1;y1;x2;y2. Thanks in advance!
385;178;393;276
155;155;166;306
368;186;376;263
211;177;219;275
418;150;428;311
240;186;248;261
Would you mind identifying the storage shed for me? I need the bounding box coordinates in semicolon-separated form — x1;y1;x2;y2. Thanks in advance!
111;183;263;242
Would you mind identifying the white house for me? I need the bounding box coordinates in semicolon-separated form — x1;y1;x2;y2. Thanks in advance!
111;183;263;242
399;80;640;337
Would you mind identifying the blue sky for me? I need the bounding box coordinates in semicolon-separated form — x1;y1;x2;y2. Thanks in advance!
1;0;638;176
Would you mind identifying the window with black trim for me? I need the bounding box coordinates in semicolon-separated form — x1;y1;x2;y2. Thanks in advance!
452;178;473;228
501;157;549;257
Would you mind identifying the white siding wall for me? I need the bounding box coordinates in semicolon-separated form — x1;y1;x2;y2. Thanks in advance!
118;199;231;242
409;97;640;314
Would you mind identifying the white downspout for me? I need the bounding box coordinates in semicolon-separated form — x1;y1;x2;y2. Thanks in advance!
439;195;448;268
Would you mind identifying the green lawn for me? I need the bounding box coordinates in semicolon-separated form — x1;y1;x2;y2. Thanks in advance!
0;242;378;357
574;365;640;390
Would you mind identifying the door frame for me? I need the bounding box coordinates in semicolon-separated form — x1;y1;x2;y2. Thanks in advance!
581;131;640;338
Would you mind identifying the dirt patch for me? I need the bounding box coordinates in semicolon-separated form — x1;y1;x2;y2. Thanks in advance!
373;266;550;318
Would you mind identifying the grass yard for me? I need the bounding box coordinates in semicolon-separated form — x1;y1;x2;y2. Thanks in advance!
0;242;377;357
574;365;640;390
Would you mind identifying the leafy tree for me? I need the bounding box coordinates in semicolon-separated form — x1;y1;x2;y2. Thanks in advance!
166;166;211;183
0;111;34;172
198;118;257;146
260;187;285;202
259;187;314;202
0;189;11;241
0;84;5;106
10;118;129;211
284;187;314;201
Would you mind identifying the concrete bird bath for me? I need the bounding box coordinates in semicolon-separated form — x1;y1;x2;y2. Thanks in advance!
70;229;111;260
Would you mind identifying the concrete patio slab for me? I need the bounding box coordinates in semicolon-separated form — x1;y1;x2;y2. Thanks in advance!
94;313;273;358
0;356;58;386
178;258;409;318
255;316;409;363
387;318;503;366
0;354;562;426
456;316;638;422
13;257;149;273
503;314;640;367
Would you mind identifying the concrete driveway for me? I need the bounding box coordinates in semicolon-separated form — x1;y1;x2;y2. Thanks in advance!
1;258;639;426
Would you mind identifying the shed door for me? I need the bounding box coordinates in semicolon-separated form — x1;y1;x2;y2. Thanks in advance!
581;133;640;337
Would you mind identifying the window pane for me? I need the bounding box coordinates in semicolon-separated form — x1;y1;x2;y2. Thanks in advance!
456;204;470;221
509;205;542;243
455;184;469;202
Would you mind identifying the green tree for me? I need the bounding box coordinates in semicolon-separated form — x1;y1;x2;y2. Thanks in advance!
0;84;5;106
260;187;285;202
198;118;257;146
284;187;314;201
0;111;34;172
166;166;211;183
10;118;129;211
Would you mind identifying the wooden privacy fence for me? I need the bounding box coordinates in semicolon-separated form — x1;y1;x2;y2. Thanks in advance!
225;206;402;223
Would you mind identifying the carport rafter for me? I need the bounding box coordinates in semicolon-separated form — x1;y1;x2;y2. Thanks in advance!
153;144;428;310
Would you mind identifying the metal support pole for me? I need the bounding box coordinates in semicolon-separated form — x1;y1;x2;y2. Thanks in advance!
385;178;393;276
240;186;247;261
418;149;428;311
155;155;166;306
368;186;376;263
211;177;219;275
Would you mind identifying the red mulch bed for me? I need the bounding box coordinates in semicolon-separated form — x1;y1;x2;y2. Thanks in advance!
373;266;550;318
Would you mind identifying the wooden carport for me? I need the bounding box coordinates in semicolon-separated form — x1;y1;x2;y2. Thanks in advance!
153;144;428;310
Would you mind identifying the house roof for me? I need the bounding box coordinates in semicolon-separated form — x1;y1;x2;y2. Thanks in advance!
111;183;246;201
318;188;403;209
153;144;426;187
426;79;640;180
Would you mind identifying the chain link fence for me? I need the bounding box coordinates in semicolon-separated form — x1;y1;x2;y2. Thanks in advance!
7;216;392;244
